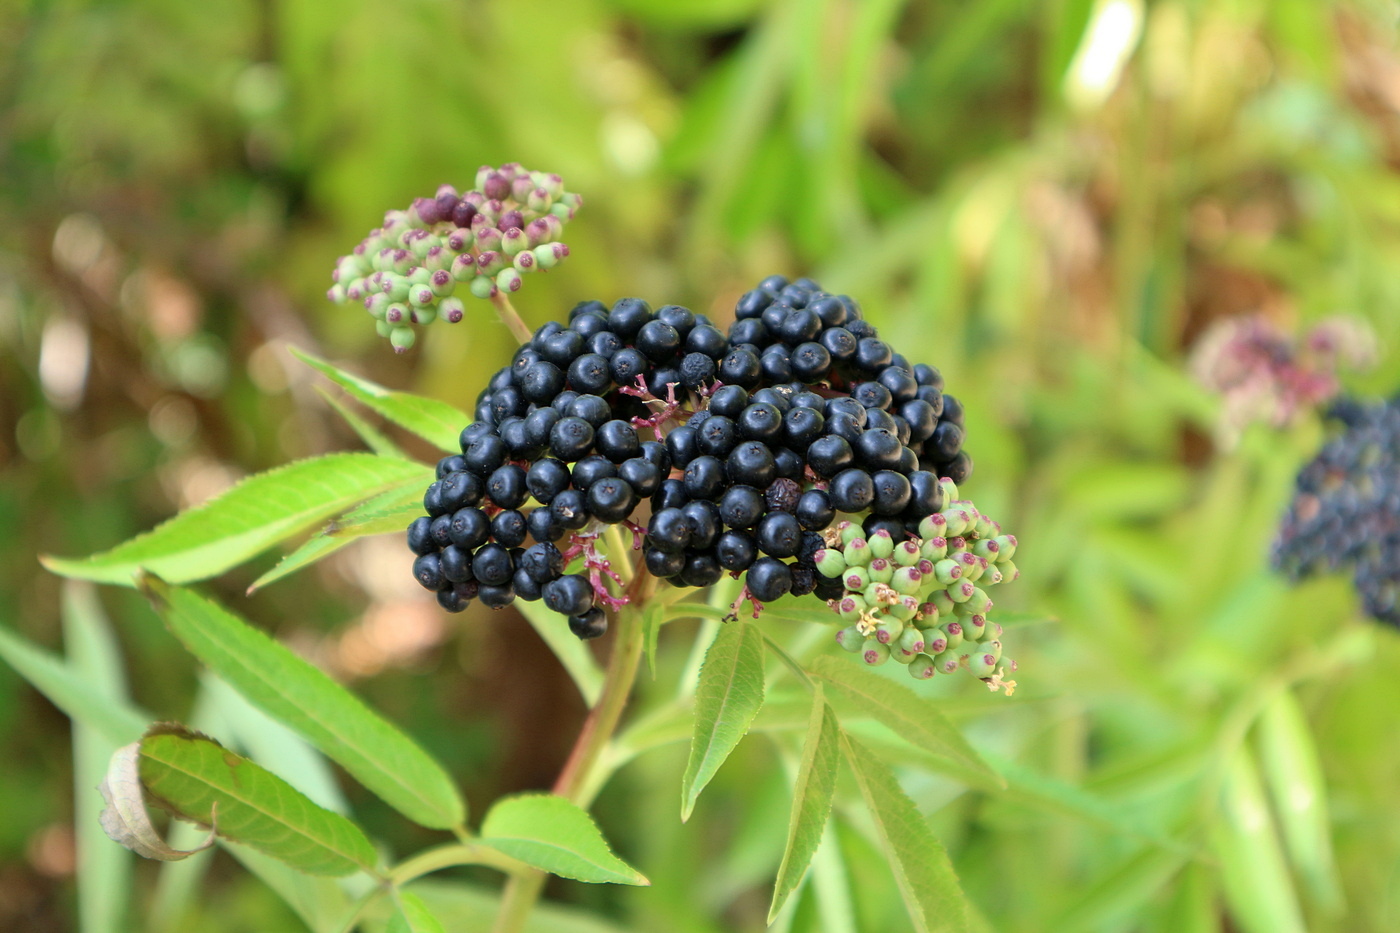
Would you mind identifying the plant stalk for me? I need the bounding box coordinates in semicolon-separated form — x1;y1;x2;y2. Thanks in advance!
491;291;534;345
491;571;657;933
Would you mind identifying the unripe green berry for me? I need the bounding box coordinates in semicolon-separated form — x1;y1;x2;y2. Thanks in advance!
861;639;890;667
907;655;938;680
869;558;894;584
890;595;920;622
946;580;975;603
410;305;436;325
815;548;847;578
836;594;867;622
938;477;959;502
327;283;348;303
409;283;436;307
446;228;474;252
895;625;926;659
384;303;408;324
928;589;956;616
477;251;506;276
496;267;523;292
891;566;923;595
873;618;903;645
967;651;999;678
933;559;962;585
940;508;972;537
389;326;416;352
437;297;465;323
843;538;872;567
998;560;1019;583
469;275;497;299
940;620;964;650
451;254;477;282
834;625;864;653
981;638;1003;663
982;565;1004;586
868;528;895;559
533;243;561;269
919;628;947;655
501;227;528;256
973;514;996;539
994;535;1018;562
381;273;411;302
365;292;391;319
962;613;987;641
917;513;948;540
934;650;960;675
893;540;922;567
513;250;537;273
843;566;871;592
964;586;992;614
839;521;863;545
972;538;1000;561
375;319;392;337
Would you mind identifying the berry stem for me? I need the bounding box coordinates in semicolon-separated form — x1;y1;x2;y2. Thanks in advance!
490;290;533;345
491;568;658;933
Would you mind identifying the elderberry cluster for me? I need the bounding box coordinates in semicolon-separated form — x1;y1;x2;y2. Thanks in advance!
328;163;580;351
1272;396;1400;626
404;275;993;656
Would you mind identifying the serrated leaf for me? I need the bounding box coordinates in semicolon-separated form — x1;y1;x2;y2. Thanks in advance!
0;625;148;746
768;688;840;922
134;724;379;876
841;732;969;933
139;577;465;829
681;619;766;820
316;385;406;458
292;347;470;453
479;794;649;886
42;454;429;586
99;741;217;862
810;656;1000;786
247;479;427;592
388;891;447;933
515;598;604;706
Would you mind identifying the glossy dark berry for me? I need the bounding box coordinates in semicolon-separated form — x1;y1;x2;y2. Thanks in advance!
550;489;591;530
569;607;609;639
549;417;595;461
795;489;835;531
906;471;944;517
521;542;564;583
608;297;652;339
527;459;571;503
665;425;700;468
746;557;793;602
929;421;964;460
645;546;687;578
719;485;765;529
726;441;777;488
448;508;490;549
807;435;854;479
855;429;904;471
696;415;739;457
412;553;444;590
520;361;565;404
870;470;912;516
618;457;661;498
610;347;650;386
568;353;613;394
512;567;544;602
652;478;689;512
716;531;758;571
545;574;595;617
492;509;528;547
682;500;721;549
683;456;726;500
718;347;762;387
428;514;454;548
487;464;527;509
756;512;802;558
527;506;565;543
478;583;516;610
829;468;876;513
571;455;617;491
407;517;434;556
588;477;638;523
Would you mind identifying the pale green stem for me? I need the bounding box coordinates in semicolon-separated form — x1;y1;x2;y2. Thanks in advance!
490;291;533;345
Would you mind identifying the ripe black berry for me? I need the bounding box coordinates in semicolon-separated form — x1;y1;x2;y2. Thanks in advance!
569;608;609;640
746;557;793;602
829;468;876;513
472;543;514;587
545;574;595;616
550;417;595;461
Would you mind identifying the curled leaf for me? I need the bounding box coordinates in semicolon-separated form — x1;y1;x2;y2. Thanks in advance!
98;740;216;861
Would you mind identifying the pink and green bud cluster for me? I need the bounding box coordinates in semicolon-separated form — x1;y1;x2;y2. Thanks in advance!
821;489;1021;695
326;163;581;351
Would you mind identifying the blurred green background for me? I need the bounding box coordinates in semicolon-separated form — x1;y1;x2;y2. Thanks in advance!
3;0;1400;930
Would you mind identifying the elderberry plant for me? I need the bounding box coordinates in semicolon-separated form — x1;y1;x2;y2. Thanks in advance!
29;173;1032;933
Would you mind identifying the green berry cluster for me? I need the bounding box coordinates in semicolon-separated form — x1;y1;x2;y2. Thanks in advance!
820;479;1020;693
326;163;582;351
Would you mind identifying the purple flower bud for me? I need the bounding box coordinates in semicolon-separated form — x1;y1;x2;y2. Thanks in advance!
327;284;346;303
430;268;454;296
451;199;478;228
511;175;534;203
434;190;460;220
543;214;565;240
385;304;405;324
498;209;525;231
525;218;551;247
451;253;477;282
496;267;523;293
476;227;502;252
483;172;510;201
344;280;364;302
475;165;494;190
500;161;524;177
469;212;491;232
527;187;552;213
477;251;506;276
462;189;486;208
501;227;527;256
513;250;536;272
447;228;473;252
353;241;367;256
413;196;443;226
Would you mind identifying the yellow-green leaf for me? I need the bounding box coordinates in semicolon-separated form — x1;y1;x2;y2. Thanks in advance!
681;619;766;820
479;794;649;886
768;687;840;922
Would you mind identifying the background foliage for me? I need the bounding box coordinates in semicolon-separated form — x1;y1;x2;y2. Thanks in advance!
2;0;1399;930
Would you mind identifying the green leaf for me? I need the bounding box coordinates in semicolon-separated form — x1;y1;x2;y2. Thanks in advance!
140;577;466;829
292;347;470;453
0;625;148;747
768;688;840;922
136;724;379;876
1256;690;1344;914
642;601;664;680
247;478;427;593
223;840;351;933
63;583;134;933
514;599;604;706
388;891;446;933
809;656;1001;786
315;385;406;458
479;794;649;886
681;619;767;820
1214;747;1307;933
42;453;429;586
841;732;969;933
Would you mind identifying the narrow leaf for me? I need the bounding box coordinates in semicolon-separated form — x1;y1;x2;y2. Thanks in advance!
247;479;426;593
292;347;470;453
63;583;134;933
0;626;148;746
1214;747;1307;933
136;724;379;876
810;655;1001;785
768;688;840;922
388;891;447;933
315;385;406;458
681;619;766;820
139;577;465;829
479;794;649;886
43;453;429;586
99;742;217;861
515;599;604;706
1256;690;1344;913
841;732;969;933
642;602;664;680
